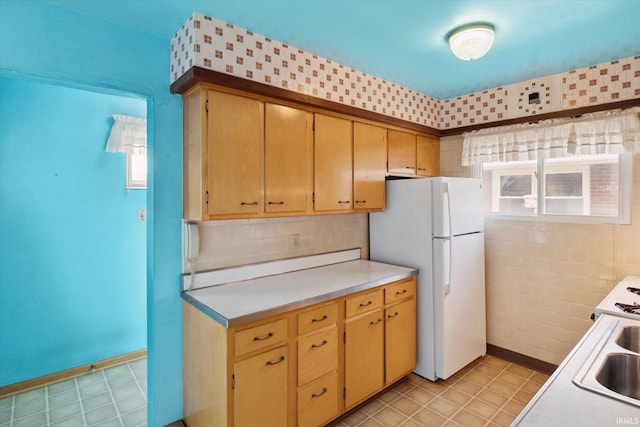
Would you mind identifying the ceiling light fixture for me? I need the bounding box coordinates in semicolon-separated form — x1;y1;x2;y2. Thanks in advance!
447;23;495;61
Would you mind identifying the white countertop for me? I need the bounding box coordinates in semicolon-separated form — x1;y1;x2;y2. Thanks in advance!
182;258;417;327
513;314;640;426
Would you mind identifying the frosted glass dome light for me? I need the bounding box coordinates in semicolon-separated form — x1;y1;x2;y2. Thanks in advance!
448;23;495;61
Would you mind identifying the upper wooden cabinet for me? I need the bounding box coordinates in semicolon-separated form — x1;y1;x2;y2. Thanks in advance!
182;84;440;220
265;103;313;214
313;114;353;212
353;122;387;211
207;91;264;216
387;129;416;175
416;134;440;177
388;129;440;177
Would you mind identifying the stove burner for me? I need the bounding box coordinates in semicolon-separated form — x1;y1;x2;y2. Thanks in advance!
627;287;640;295
615;302;640;314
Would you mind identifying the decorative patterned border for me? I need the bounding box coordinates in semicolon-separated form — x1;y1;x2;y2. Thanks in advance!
170;13;640;131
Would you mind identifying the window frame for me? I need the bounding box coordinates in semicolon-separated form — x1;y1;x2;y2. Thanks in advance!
125;152;147;190
481;153;632;225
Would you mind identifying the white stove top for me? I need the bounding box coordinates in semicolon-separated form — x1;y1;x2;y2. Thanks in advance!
593;275;640;320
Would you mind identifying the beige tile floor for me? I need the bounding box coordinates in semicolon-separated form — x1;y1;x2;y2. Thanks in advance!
330;355;549;427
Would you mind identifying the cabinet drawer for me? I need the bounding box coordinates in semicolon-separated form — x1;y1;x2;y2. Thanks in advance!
385;278;416;304
235;318;288;357
297;372;339;427
298;303;338;335
345;289;383;318
297;328;338;386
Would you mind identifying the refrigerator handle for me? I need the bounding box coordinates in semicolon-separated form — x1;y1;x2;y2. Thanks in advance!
442;182;452;238
443;237;451;295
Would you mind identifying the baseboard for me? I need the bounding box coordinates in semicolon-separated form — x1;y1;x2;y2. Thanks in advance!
487;344;557;375
0;349;147;398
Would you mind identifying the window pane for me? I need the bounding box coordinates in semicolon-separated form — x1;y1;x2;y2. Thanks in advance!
500;175;532;197
546;173;582;197
543;155;618;217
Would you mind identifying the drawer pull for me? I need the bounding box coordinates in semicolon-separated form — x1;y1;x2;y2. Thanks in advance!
311;339;328;349
311;314;328;323
387;311;400;319
405;166;415;169
359;301;373;308
338;200;350;204
241;201;259;206
268;201;284;205
369;318;382;326
395;289;407;295
311;387;328;398
253;332;273;341
265;355;285;366
355;200;367;204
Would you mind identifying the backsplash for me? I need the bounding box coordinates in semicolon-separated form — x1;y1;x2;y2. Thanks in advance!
171;13;640;131
184;214;368;272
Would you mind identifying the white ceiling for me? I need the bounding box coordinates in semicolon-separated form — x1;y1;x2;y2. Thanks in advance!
43;0;640;99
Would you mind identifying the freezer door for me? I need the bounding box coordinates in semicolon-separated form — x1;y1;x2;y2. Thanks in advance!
434;231;486;380
432;177;484;237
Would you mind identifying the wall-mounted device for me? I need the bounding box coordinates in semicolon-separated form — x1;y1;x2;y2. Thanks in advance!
183;221;200;259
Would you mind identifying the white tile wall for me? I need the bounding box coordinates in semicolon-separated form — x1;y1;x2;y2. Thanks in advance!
184;214;369;272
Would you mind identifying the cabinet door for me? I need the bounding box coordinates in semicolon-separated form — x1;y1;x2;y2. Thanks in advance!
387;129;416;175
353;122;387;211
234;346;288;427
344;310;384;408
207;90;264;215
265;103;312;213
385;298;416;384
416;135;440;177
314;114;352;211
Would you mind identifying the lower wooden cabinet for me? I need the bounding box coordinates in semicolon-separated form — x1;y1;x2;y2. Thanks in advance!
182;276;416;427
344;310;384;408
234;346;288;427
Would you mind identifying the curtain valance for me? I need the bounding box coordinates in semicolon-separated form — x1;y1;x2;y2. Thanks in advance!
461;107;640;166
105;115;147;155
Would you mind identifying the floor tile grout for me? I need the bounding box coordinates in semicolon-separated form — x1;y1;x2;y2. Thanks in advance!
2;359;147;427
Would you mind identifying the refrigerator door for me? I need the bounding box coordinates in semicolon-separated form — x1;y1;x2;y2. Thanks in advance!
432;177;484;237
434;231;486;379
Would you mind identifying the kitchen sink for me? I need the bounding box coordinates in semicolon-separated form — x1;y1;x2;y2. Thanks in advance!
616;326;640;353
574;318;640;407
595;353;640;400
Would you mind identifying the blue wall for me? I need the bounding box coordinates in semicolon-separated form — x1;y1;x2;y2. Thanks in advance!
0;76;147;385
0;1;183;425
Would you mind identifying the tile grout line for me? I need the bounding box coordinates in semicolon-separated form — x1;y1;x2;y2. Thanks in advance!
74;377;89;427
103;369;125;427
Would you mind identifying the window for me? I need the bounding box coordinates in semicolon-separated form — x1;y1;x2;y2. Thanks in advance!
126;152;147;189
482;154;630;223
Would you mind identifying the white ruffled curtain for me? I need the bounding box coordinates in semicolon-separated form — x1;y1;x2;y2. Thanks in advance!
105;115;147;155
462;107;640;166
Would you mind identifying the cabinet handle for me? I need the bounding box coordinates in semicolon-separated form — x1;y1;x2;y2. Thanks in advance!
338;200;350;204
311;339;328;349
359;301;372;307
311;314;328;323
405;166;415;169
268;201;284;205
265;355;285;366
369;318;382;325
311;387;328;398
395;289;407;295
253;332;273;341
417;168;426;171
387;311;400;319
241;201;259;206
355;200;367;204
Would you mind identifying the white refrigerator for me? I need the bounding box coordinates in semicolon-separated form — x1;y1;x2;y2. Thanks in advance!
370;177;486;381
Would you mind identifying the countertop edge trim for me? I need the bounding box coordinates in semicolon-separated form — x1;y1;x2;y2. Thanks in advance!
182;269;417;328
